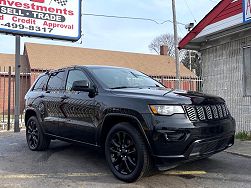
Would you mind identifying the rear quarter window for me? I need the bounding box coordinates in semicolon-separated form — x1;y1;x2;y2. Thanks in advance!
33;75;49;91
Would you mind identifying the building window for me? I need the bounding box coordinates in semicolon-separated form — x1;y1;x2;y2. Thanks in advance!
243;47;251;96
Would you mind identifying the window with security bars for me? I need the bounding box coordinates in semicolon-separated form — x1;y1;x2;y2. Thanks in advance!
243;47;251;96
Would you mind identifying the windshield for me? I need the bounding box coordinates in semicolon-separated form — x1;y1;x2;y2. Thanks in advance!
88;67;165;89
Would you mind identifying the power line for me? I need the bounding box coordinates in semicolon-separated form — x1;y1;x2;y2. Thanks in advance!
82;13;186;25
177;24;185;37
184;0;197;23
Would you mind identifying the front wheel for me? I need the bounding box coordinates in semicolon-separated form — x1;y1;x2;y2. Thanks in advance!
26;116;51;151
105;122;152;182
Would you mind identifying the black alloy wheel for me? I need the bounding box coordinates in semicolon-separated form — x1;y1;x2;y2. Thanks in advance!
109;131;138;175
26;116;51;151
105;122;152;182
26;119;39;150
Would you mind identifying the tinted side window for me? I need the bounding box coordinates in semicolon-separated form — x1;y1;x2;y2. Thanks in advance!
66;69;90;91
33;75;49;91
47;71;65;91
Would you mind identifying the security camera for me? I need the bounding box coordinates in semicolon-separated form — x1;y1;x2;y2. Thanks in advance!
185;23;195;31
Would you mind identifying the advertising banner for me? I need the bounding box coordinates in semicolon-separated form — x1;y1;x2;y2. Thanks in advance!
0;0;81;41
243;0;251;23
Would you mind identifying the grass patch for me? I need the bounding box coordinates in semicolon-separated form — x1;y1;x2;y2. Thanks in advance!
235;131;251;141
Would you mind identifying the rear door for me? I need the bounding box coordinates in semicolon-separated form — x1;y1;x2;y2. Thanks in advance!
58;68;97;144
42;70;66;135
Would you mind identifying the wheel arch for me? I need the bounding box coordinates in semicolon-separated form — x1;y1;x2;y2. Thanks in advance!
24;108;40;126
98;113;153;154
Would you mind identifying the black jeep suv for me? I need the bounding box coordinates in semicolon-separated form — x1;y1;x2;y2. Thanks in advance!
24;66;235;182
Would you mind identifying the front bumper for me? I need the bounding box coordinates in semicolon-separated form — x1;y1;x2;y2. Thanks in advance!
153;134;234;171
154;134;234;160
147;114;236;165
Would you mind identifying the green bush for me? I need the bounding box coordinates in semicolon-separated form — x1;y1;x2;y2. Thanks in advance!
235;131;251;141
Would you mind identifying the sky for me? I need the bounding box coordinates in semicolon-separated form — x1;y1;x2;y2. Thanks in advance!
0;0;221;55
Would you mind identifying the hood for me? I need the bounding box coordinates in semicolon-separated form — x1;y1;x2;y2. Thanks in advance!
173;90;225;105
110;87;225;105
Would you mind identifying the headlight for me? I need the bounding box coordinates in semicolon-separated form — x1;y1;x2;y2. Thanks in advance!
149;105;184;116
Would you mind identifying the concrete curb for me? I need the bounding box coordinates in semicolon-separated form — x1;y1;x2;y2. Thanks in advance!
224;150;251;158
223;139;251;159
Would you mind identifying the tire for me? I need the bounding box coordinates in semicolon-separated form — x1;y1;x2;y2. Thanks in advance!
105;122;152;182
26;116;51;151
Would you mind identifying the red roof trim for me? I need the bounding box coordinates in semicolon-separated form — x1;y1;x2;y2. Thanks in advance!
211;1;242;24
178;0;235;49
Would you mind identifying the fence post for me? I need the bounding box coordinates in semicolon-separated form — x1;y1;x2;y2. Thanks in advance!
7;66;11;131
189;76;192;91
2;67;5;123
161;76;164;86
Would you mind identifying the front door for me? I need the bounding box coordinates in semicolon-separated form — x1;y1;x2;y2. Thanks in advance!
59;68;97;144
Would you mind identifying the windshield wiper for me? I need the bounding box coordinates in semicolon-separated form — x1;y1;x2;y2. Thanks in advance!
110;85;162;89
163;89;175;96
145;85;161;88
110;86;135;89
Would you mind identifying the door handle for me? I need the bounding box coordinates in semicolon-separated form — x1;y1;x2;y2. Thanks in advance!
61;95;69;100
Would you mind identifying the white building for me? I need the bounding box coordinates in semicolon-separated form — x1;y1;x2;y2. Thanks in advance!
179;0;251;132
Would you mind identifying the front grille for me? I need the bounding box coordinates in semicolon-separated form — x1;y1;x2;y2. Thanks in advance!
184;104;230;121
185;106;197;121
211;105;219;119
196;106;206;121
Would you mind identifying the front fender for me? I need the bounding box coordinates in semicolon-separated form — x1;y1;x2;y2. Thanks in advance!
97;110;153;154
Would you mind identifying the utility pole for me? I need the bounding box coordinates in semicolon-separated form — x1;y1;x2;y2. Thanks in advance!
172;0;180;89
189;50;192;70
14;35;21;133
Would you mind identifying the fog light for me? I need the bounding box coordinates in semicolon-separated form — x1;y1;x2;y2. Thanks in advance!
164;131;186;142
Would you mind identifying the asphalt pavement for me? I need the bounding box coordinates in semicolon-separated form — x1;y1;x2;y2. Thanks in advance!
0;130;250;188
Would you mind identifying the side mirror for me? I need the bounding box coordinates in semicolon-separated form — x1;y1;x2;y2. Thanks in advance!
72;80;94;93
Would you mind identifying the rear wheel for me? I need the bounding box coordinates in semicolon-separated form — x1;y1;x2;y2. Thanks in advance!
26;116;50;151
105;122;152;182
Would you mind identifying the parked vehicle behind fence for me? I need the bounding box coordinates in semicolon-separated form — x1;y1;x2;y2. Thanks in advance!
24;66;236;182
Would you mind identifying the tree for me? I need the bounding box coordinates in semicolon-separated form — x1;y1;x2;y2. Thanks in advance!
148;33;186;60
148;34;176;56
181;51;202;77
149;33;201;76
